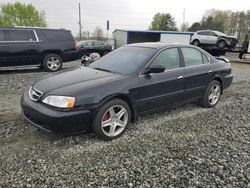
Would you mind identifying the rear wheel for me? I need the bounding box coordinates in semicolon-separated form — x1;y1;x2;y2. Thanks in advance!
92;99;131;140
217;40;226;49
42;54;62;72
192;39;200;46
200;80;222;108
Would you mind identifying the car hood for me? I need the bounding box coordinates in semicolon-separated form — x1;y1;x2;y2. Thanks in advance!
32;67;122;94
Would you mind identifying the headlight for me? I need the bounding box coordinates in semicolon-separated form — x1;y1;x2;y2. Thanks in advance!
42;96;76;108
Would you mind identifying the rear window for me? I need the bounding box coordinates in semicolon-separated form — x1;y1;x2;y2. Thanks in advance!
8;30;36;41
42;30;73;41
0;30;4;41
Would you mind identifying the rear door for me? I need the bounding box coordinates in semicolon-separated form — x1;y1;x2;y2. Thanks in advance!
5;29;39;67
181;47;214;99
0;30;8;67
138;48;185;113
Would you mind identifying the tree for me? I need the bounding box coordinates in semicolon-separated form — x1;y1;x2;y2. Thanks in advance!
93;26;104;40
0;2;47;27
188;22;201;32
180;23;189;32
149;13;177;31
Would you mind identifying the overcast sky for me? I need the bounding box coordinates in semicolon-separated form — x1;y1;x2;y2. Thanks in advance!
1;0;249;36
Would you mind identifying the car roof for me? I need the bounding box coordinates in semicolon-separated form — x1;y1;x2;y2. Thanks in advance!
125;42;194;50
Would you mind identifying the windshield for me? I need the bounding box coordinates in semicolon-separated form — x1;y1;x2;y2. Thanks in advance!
89;46;155;75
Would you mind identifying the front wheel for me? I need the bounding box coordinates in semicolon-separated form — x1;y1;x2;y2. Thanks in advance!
92;99;131;140
200;80;222;108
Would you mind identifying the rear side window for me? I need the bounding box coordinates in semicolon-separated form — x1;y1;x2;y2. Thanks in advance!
182;48;203;67
8;30;36;41
42;30;73;41
197;31;208;36
152;48;180;70
0;30;4;41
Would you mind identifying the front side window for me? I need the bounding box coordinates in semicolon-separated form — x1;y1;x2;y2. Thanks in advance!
151;48;180;70
8;30;36;41
182;48;203;67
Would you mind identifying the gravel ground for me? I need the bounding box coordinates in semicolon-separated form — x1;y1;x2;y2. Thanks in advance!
0;60;250;187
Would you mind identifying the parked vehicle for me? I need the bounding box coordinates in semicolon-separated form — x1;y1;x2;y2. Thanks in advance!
21;43;233;140
239;31;250;59
191;30;238;50
0;27;78;72
77;40;112;57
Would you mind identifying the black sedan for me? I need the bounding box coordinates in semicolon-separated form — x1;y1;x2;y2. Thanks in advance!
77;40;112;57
21;43;233;140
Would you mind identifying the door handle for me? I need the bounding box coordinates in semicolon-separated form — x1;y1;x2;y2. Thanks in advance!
208;70;213;73
177;76;184;79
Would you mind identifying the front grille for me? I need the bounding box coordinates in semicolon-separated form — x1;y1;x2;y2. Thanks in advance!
29;87;43;101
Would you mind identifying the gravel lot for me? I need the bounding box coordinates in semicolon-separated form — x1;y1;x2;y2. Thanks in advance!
0;60;250;187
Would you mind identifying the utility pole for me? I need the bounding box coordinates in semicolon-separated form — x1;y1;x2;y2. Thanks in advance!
79;3;82;40
183;9;186;25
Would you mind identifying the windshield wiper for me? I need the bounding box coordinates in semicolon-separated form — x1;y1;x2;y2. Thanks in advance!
93;67;112;73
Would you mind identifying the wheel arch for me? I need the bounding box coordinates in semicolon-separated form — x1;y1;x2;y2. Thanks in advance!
99;94;136;123
212;76;223;94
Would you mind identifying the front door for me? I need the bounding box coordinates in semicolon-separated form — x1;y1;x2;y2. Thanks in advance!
137;48;185;113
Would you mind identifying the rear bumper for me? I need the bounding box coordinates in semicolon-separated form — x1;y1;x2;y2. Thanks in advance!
223;74;233;89
20;91;93;134
62;51;79;62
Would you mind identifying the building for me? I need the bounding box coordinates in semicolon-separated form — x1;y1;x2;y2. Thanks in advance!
113;29;194;48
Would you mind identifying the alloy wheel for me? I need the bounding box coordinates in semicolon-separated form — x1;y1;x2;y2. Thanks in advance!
47;57;61;71
101;105;128;137
208;84;221;105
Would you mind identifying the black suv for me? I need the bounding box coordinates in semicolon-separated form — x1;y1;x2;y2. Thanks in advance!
0;27;78;72
77;40;112;57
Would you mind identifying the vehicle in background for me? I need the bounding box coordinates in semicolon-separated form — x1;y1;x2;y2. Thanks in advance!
77;40;112;57
191;30;238;50
0;27;78;72
21;43;233;140
239;31;250;59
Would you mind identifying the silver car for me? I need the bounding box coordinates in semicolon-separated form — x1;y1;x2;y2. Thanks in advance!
191;30;238;49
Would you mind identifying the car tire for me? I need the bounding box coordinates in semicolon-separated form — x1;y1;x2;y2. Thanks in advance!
42;54;62;72
217;40;226;49
199;80;222;108
102;51;109;56
192;39;200;46
92;98;131;140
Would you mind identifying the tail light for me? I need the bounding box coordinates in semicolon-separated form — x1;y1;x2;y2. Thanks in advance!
73;41;78;51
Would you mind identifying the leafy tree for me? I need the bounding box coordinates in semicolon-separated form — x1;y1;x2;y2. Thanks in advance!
149;13;178;31
0;2;47;27
188;22;201;32
180;23;189;32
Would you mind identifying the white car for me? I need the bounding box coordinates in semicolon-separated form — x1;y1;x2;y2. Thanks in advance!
191;30;238;49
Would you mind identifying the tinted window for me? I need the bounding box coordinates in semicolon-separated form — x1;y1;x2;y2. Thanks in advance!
42;30;72;41
202;54;209;64
152;48;180;70
0;30;4;41
207;31;216;36
90;47;155;75
197;31;208;35
94;41;105;46
82;41;93;47
182;48;203;67
8;30;36;41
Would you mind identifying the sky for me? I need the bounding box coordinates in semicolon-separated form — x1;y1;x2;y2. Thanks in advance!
1;0;249;36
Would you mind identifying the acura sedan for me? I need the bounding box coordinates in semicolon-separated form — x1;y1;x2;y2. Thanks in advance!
21;43;233;140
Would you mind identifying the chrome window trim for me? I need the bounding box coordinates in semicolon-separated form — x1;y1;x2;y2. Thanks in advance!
139;47;181;76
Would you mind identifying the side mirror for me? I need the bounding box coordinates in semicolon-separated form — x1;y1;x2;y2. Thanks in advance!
143;65;165;75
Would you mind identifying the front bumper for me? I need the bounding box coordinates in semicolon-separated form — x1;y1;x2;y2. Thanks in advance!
20;91;93;134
